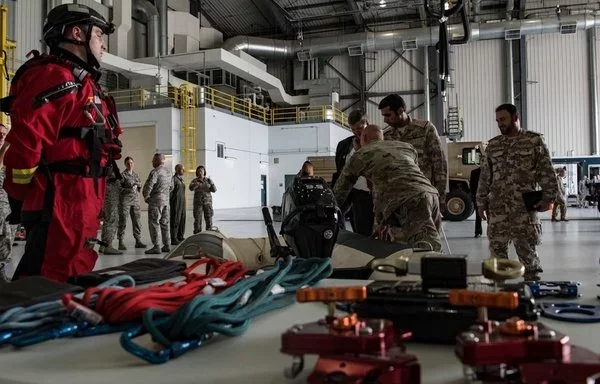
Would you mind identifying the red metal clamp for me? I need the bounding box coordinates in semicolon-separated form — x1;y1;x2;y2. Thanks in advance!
281;286;421;384
450;289;600;383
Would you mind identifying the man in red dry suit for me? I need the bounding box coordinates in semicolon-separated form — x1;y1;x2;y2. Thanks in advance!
2;3;122;282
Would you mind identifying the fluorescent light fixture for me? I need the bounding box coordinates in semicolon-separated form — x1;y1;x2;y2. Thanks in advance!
379;0;386;7
199;87;205;103
325;109;334;121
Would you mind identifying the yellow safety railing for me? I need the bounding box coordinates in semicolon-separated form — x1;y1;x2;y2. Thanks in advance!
201;86;270;123
271;105;347;126
0;5;16;127
109;86;180;110
108;85;348;128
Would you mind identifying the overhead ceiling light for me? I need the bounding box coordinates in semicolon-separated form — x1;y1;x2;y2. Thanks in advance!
379;0;386;7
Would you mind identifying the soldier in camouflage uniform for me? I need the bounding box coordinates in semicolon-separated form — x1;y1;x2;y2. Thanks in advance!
333;125;442;252
378;94;448;210
551;168;568;221
170;164;186;245
0;124;12;281
117;156;146;250
99;176;122;255
477;104;558;280
189;165;217;233
142;153;174;254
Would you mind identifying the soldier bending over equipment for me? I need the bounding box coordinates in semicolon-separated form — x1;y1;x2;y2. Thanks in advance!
333;125;442;252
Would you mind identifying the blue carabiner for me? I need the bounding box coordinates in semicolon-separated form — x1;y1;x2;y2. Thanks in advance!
0;330;23;344
540;303;600;323
119;325;205;364
75;322;137;338
526;281;581;298
10;321;87;347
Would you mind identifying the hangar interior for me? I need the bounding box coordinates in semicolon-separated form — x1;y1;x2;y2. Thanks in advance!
0;0;599;383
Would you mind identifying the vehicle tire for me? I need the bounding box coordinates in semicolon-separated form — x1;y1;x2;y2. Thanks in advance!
443;189;474;221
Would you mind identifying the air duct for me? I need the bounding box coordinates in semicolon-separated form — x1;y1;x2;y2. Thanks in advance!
133;0;160;57
156;0;169;55
221;13;600;60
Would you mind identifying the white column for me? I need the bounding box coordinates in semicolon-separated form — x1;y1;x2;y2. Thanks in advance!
108;0;132;59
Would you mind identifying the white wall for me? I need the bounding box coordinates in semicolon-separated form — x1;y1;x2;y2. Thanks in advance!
527;32;592;156
199;108;269;209
14;0;43;67
452;40;505;142
118;107;181;166
268;122;350;206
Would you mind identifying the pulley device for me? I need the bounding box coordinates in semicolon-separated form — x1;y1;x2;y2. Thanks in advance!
354;256;538;343
453;289;600;383
280;286;421;384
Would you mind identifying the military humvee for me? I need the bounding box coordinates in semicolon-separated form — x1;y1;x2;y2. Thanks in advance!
306;141;486;222
445;141;486;221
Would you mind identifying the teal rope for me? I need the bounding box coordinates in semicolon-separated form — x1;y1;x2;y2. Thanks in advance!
0;275;135;332
123;257;331;362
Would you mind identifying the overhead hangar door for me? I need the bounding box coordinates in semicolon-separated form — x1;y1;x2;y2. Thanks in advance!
119;125;156;211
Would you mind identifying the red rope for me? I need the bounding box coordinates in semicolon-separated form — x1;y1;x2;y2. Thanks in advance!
63;258;248;324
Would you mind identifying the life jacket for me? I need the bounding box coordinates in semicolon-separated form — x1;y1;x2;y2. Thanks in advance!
0;50;122;188
1;50;123;223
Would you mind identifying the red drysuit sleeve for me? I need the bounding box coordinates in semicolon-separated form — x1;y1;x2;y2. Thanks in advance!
4;63;77;201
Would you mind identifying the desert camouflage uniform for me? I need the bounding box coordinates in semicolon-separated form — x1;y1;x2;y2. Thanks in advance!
100;178;121;251
189;177;216;233
118;170;143;243
383;118;448;205
552;174;567;220
476;131;558;276
333;140;442;252
0;168;12;281
142;165;173;249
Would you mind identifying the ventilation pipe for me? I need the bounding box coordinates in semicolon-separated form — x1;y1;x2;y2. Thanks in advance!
505;0;515;104
133;0;160;57
222;13;600;60
589;28;599;155
156;0;168;55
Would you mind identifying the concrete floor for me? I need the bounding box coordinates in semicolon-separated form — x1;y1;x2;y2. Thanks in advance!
4;206;600;292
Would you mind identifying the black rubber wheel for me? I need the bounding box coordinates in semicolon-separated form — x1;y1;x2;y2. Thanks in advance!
443;189;474;222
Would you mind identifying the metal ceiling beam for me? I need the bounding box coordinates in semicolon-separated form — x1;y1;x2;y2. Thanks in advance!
285;1;346;12
363;13;421;26
346;0;365;27
325;61;361;91
294;13;419;35
367;52;403;91
340;90;425;99
251;0;294;34
394;49;436;88
342;99;361;112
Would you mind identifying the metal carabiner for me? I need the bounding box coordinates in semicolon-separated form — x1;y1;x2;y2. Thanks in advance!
75;322;137;338
119;325;206;364
10;321;87;347
83;100;107;126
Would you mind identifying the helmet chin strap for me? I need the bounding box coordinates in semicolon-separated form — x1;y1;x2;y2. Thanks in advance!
83;24;100;69
56;24;100;69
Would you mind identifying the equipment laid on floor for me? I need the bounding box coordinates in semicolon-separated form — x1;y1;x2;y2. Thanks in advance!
454;289;600;382
120;256;332;364
540;302;600;323
280;286;421;384
67;258;187;287
280;176;342;261
525;281;581;298
353;257;536;344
